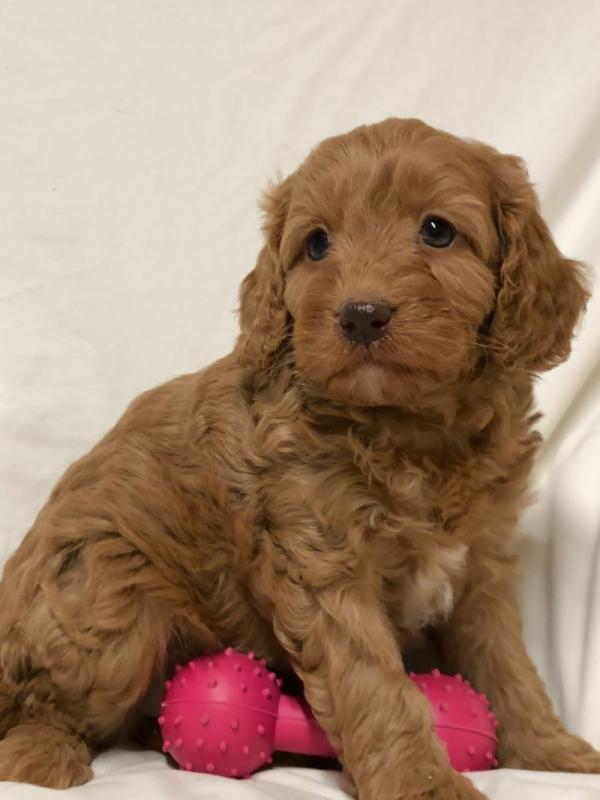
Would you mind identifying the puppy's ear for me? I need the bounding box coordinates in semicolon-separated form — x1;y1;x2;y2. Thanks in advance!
486;152;589;372
236;176;293;372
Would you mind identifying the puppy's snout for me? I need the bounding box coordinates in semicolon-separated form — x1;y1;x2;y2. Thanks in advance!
338;300;393;344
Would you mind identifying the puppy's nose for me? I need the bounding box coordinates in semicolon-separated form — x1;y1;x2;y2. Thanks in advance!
338;301;393;344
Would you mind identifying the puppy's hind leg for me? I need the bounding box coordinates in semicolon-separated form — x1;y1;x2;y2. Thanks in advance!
0;530;172;788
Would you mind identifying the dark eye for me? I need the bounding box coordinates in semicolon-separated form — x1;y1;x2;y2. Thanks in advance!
420;216;456;248
306;229;330;261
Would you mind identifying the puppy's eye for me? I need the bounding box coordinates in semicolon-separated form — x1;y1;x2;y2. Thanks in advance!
306;229;330;261
420;216;456;248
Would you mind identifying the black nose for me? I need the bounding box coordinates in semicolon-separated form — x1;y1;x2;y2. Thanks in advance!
338;301;393;344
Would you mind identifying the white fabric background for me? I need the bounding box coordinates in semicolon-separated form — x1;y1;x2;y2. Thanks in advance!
1;1;600;797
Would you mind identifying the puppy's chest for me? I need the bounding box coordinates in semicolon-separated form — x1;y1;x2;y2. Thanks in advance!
268;450;483;632
381;537;468;633
368;465;473;631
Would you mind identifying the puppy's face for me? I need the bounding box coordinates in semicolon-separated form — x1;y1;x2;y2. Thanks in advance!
238;119;587;408
281;121;499;406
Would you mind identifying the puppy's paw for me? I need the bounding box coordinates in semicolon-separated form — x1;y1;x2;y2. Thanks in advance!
502;733;600;774
0;724;92;788
565;749;600;774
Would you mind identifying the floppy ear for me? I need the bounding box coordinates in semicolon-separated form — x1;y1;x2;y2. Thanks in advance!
236;176;293;371
487;153;589;372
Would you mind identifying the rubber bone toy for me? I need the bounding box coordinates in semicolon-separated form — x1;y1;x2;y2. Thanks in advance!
159;649;498;778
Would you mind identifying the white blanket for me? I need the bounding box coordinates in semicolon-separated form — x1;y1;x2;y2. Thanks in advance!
1;0;600;796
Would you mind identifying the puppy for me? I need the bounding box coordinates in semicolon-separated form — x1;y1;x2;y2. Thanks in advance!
0;118;598;800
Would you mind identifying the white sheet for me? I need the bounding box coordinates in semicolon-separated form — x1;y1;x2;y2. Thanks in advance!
1;0;600;797
6;749;600;800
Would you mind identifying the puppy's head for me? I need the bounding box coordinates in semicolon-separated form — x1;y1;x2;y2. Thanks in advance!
237;119;588;407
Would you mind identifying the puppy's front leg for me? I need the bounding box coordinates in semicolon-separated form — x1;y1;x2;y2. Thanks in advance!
438;550;600;774
262;570;485;800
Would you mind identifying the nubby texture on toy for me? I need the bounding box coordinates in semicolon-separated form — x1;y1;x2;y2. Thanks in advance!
159;650;498;778
409;670;499;772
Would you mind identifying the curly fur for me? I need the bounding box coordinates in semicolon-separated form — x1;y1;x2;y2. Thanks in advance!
0;118;597;799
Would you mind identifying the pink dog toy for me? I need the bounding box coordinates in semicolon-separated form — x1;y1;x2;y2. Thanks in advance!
409;670;498;772
159;650;498;778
